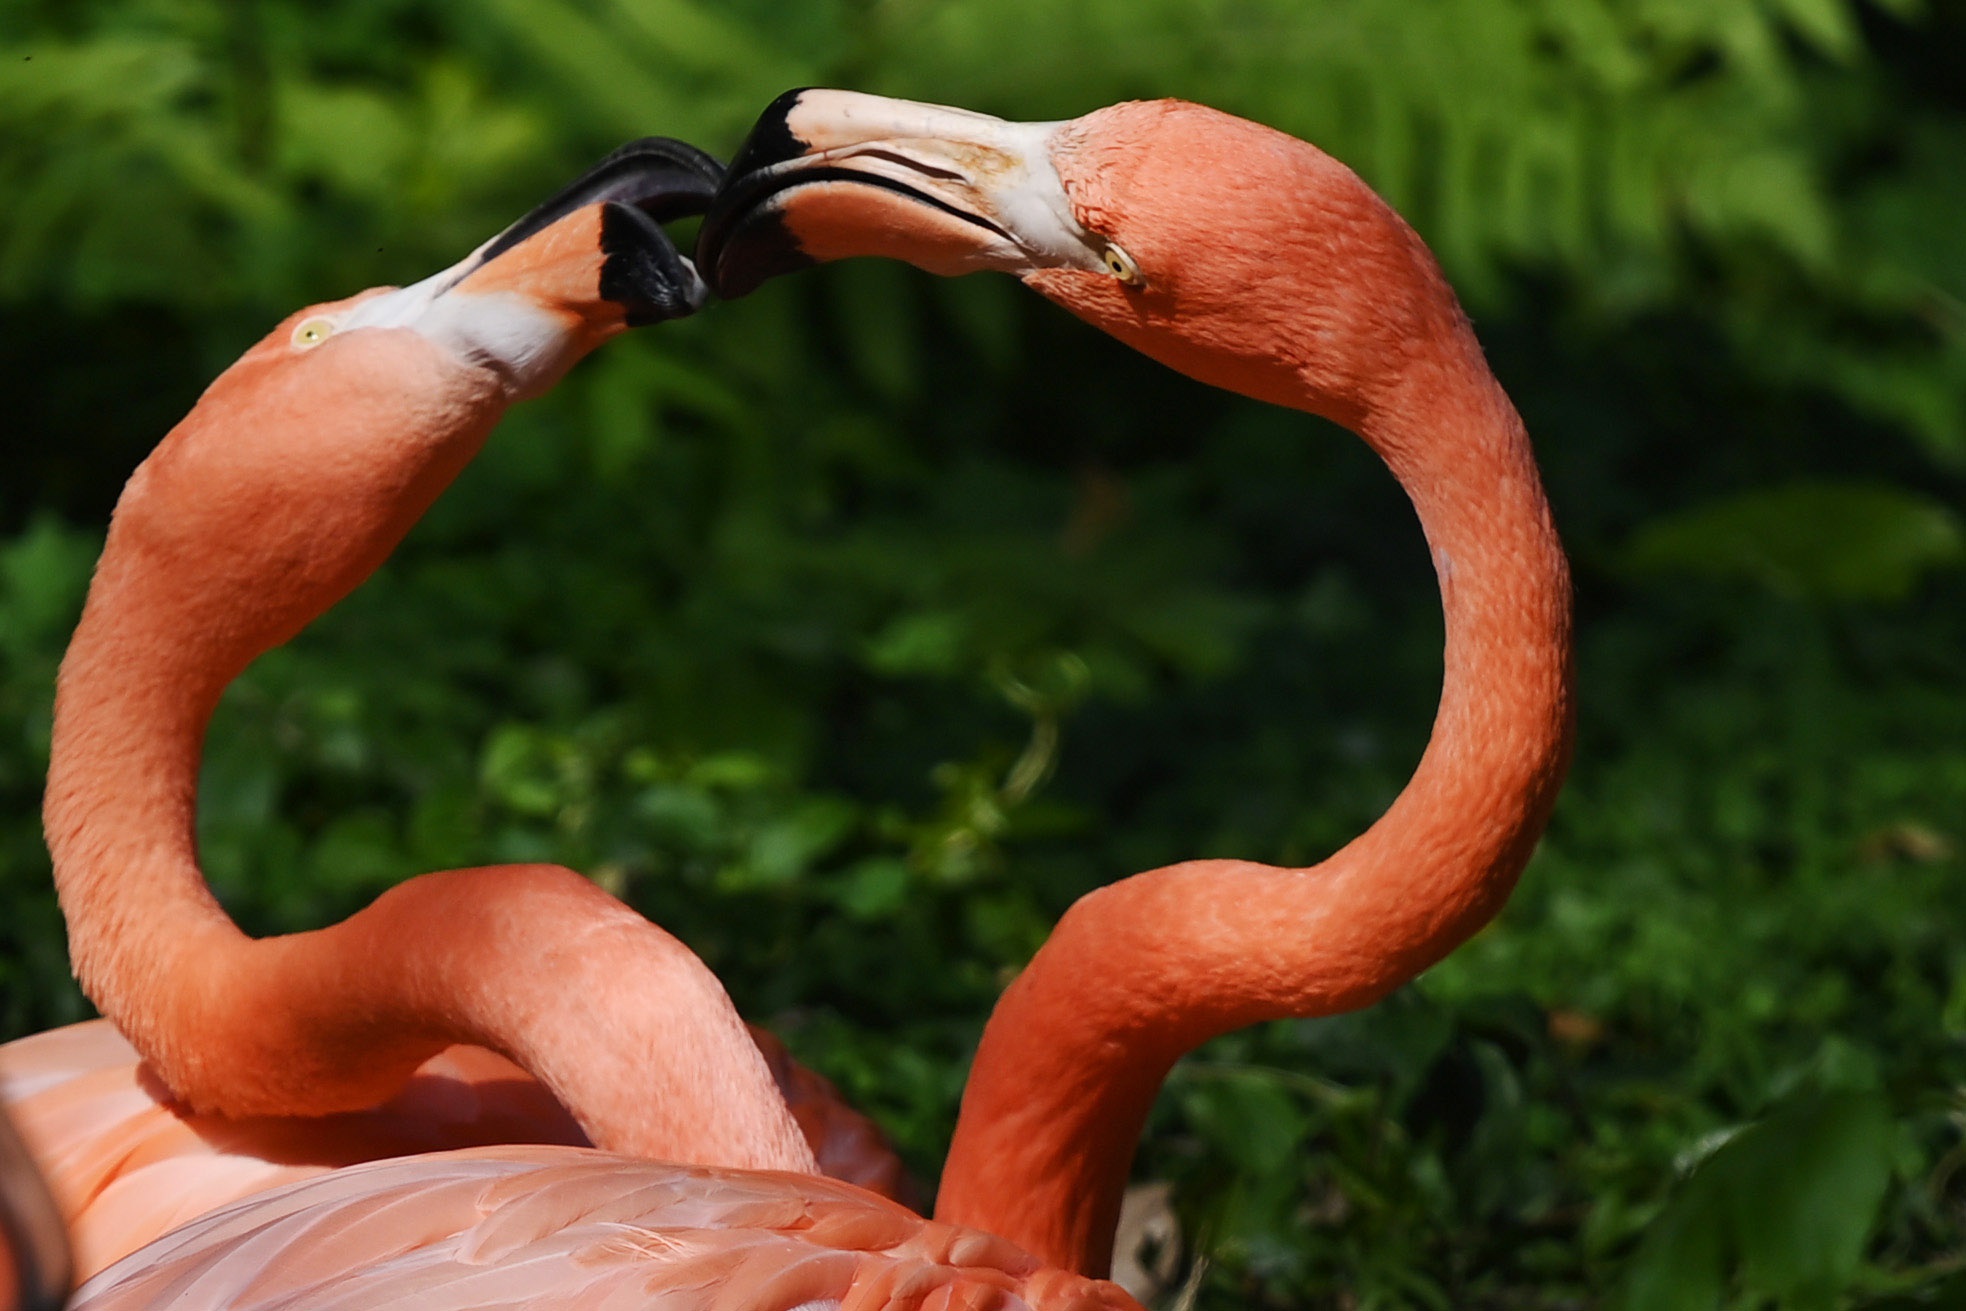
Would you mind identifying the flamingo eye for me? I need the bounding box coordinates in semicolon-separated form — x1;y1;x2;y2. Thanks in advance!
292;317;336;349
1101;243;1143;287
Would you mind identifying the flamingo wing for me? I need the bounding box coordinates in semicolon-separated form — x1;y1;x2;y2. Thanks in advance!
0;1021;582;1279
73;1146;1137;1311
2;1020;910;1281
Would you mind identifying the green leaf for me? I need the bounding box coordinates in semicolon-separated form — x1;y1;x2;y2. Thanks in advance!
836;857;911;920
1178;1068;1311;1176
686;751;776;791
742;795;856;884
863;610;973;677
0;517;95;657
306;810;408;900
1621;1198;1726;1311
1624;482;1966;602
480;724;563;817
1620;1092;1897;1308
274;80;415;198
1726;1094;1896;1300
1769;0;1862;60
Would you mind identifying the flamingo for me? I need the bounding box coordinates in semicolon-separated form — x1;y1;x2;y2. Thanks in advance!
698;90;1574;1276
2;136;904;1281
67;86;1572;1306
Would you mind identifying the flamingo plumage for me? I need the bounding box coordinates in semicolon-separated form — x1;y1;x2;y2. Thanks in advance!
2;138;906;1281
70;1146;1134;1311
71;87;1571;1306
0;1017;906;1282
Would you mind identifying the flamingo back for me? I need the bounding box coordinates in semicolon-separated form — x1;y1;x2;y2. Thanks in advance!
2;1020;916;1281
0;1020;584;1279
73;1146;1141;1311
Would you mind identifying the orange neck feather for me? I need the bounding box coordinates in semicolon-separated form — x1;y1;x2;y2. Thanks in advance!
43;326;815;1174
937;123;1574;1273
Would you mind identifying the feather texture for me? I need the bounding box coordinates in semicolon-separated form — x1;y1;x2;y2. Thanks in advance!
72;1148;1137;1311
1;1020;909;1281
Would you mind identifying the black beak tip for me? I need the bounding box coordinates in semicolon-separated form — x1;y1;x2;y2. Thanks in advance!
695;209;814;302
601;202;709;325
724;88;816;179
696;88;820;300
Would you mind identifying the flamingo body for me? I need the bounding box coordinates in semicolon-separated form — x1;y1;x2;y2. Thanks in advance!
0;1019;909;1281
0;1022;575;1281
71;1147;1136;1311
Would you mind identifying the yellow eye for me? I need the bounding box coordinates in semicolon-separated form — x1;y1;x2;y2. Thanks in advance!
1101;243;1143;287
292;317;335;348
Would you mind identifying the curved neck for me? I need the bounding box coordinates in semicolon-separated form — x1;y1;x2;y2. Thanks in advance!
935;340;1574;1273
45;427;815;1178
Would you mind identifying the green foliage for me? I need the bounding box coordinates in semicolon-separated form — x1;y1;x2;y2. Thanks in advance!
3;0;1965;1306
1621;1093;1896;1310
0;519;94;1034
1625;483;1965;602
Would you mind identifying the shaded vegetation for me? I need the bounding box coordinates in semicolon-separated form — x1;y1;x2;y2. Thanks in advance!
2;0;1963;1305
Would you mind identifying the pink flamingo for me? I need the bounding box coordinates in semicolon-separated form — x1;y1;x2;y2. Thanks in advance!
3;138;902;1281
702;89;1572;1273
67;85;1571;1307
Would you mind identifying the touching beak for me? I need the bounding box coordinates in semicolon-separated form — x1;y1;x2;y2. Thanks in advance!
697;89;1109;298
342;137;723;397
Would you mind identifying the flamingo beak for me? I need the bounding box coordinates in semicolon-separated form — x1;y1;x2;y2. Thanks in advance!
342;137;723;397
697;89;1109;298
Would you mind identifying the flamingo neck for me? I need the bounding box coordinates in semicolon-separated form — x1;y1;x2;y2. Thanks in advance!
43;400;816;1177
935;334;1574;1273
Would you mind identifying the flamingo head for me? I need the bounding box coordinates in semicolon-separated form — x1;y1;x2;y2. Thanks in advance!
698;90;1469;430
232;136;720;404
91;139;721;685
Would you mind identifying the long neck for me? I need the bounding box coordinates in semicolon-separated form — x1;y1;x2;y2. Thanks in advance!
935;340;1574;1273
44;449;815;1178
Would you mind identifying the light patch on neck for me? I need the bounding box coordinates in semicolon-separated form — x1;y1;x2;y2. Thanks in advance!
342;275;580;401
411;288;580;400
338;254;479;333
331;245;585;400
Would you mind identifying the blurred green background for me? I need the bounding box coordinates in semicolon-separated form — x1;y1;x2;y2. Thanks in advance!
2;0;1963;1305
